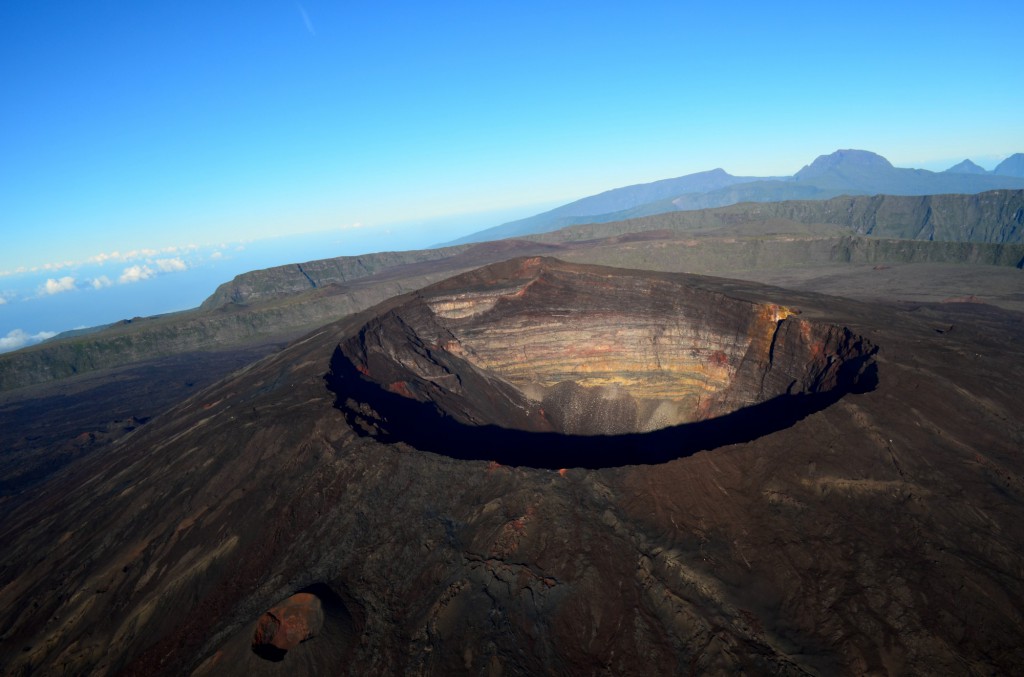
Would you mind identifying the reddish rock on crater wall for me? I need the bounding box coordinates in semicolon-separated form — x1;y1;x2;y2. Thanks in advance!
251;592;324;654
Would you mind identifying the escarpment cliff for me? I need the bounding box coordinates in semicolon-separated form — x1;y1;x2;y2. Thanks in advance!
200;245;469;309
529;189;1024;246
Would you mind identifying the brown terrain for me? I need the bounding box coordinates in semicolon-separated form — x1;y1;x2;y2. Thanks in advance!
1;218;1023;674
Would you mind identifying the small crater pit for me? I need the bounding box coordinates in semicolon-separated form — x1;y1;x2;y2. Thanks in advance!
194;583;360;676
327;258;878;467
250;592;323;661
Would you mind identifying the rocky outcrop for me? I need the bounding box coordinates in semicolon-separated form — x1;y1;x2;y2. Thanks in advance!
251;593;324;660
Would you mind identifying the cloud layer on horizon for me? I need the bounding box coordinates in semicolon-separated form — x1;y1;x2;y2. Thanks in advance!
0;328;57;353
154;257;187;273
10;257;194;298
1;244;201;279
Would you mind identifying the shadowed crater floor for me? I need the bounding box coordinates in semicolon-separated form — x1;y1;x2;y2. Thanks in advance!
327;257;878;468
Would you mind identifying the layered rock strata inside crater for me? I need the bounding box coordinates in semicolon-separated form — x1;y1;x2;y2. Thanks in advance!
328;257;877;459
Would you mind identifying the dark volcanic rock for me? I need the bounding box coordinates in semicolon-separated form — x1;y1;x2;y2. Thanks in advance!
1;258;1023;676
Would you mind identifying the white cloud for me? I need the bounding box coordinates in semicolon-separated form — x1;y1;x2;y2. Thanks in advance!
3;239;225;280
91;275;113;289
210;251;224;260
113;259;186;284
89;251;121;265
0;296;6;305
154;257;187;273
43;276;76;295
119;265;154;284
297;3;316;35
0;329;58;353
90;248;164;265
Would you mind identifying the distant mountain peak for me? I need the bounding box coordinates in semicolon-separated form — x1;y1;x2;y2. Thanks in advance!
795;149;894;179
994;153;1024;178
449;148;1024;244
944;159;988;175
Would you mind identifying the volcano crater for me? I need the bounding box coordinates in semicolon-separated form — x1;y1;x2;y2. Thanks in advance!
327;258;877;467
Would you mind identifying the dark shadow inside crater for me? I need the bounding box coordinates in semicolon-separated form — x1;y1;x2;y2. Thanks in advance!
325;349;879;470
251;643;288;662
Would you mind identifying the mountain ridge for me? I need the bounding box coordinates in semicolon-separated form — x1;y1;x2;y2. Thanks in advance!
944;159;988;174
995;152;1024;177
449;150;1024;243
524;190;1024;246
455;168;764;243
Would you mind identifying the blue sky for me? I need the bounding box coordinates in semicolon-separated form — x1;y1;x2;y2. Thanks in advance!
2;0;1023;349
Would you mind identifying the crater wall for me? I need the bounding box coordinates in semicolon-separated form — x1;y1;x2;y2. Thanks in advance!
328;258;877;463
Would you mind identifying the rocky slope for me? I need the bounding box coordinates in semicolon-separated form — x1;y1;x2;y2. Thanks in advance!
1;258;1022;675
0;344;283;498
